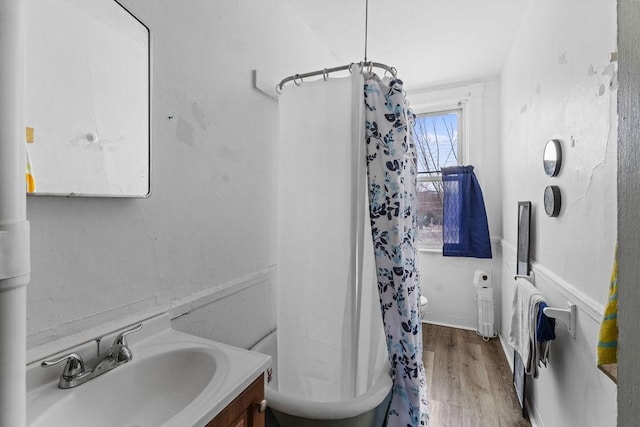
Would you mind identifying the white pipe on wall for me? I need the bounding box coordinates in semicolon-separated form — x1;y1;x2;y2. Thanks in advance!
0;0;29;426
0;287;27;426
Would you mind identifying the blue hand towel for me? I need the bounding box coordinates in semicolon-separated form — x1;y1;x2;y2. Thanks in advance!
536;302;556;342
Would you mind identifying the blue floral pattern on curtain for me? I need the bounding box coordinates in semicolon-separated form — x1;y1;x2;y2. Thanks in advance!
364;74;429;427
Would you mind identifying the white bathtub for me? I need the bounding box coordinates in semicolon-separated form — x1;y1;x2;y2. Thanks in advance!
251;330;392;427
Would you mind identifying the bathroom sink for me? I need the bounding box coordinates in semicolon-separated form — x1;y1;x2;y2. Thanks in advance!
27;315;271;427
29;348;221;427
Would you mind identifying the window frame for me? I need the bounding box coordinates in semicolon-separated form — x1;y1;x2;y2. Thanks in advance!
414;103;467;251
415;106;465;176
408;82;484;252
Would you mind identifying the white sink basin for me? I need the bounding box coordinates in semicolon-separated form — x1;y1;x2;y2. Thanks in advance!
27;315;271;427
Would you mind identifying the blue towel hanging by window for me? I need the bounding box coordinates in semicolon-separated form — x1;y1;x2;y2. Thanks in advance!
442;165;492;258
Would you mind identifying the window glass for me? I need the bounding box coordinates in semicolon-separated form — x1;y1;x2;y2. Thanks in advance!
414;109;462;247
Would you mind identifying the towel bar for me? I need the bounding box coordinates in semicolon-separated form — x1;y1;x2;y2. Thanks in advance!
514;271;535;285
543;302;576;338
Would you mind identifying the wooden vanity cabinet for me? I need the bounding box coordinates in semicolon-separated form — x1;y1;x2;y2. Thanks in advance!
207;375;265;427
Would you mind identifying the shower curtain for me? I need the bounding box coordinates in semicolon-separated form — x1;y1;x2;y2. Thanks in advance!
277;66;389;402
277;67;428;426
364;74;429;426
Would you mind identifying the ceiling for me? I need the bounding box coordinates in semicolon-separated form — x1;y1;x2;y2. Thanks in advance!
284;0;531;90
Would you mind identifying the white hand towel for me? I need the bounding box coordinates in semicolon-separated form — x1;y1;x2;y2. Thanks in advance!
509;278;542;374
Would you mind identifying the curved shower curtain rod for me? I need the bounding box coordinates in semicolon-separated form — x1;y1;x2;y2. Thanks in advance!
276;61;397;93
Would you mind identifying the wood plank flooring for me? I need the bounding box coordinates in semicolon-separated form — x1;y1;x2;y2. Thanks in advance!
423;323;531;427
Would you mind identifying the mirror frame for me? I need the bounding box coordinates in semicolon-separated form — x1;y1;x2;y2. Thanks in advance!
543;139;562;177
26;0;151;198
516;201;532;276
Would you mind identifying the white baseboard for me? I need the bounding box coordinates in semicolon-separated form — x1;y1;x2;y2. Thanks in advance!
498;333;514;372
422;319;476;331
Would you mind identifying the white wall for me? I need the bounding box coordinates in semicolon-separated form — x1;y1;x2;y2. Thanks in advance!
410;78;503;331
499;1;618;425
26;0;335;355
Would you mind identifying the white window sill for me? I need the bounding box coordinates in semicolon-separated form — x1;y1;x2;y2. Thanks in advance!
417;236;501;255
418;246;443;254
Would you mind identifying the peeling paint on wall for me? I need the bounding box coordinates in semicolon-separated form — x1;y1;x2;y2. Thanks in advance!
602;63;616;77
558;51;568;64
598;84;606;96
217;145;242;162
176;117;195;146
191;102;207;131
602;62;618;90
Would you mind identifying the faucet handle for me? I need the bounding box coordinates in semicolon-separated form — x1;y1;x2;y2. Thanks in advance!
41;353;86;378
111;323;142;363
112;323;143;347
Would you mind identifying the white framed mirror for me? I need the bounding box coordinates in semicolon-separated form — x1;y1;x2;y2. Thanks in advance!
26;0;150;197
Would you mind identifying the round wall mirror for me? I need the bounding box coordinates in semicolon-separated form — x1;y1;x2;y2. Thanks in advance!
544;185;562;217
543;139;562;177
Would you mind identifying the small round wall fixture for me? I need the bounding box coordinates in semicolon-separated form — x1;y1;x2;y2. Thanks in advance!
543;139;562;177
544;185;562;217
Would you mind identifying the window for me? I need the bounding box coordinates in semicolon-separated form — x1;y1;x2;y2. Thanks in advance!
414;108;463;247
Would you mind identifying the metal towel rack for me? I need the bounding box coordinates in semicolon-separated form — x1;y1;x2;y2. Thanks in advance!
514;271;576;338
543;303;577;338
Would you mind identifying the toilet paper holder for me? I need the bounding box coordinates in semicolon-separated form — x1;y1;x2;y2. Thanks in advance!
473;270;491;287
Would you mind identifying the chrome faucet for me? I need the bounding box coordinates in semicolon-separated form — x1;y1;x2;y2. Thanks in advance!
41;323;143;389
